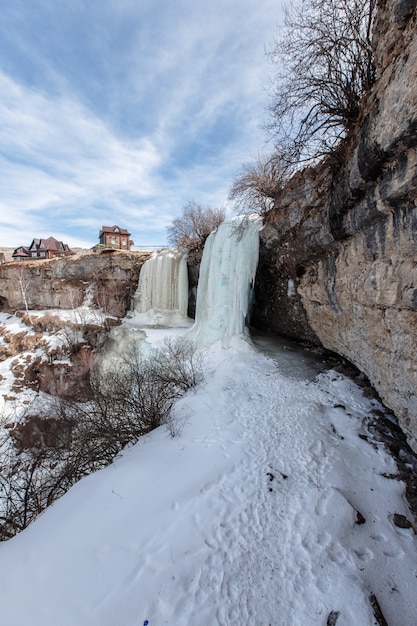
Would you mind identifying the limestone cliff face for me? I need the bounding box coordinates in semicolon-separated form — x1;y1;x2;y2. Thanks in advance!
0;251;149;318
256;0;417;450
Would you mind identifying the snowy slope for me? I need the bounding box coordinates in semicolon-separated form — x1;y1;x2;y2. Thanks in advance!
0;333;416;626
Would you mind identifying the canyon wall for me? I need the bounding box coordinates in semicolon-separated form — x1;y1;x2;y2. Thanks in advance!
0;0;415;452
256;0;417;450
0;251;149;318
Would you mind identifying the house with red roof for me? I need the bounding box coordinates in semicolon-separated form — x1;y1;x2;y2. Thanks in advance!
98;225;134;251
12;237;72;261
12;246;30;261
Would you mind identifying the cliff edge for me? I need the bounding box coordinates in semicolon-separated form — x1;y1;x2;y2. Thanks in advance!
0;251;149;318
256;0;417;450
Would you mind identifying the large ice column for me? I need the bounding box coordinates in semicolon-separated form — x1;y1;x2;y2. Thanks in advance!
188;215;262;347
134;249;190;326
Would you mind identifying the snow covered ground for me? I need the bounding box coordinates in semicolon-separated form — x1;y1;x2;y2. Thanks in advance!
0;324;416;626
0;312;39;421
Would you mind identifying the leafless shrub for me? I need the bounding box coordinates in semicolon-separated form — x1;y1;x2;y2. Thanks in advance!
0;337;205;539
54;339;203;470
60;325;84;356
149;337;205;396
0;447;46;539
167;201;226;250
28;313;62;333
163;407;190;439
0;430;73;540
229;153;287;215
62;287;84;310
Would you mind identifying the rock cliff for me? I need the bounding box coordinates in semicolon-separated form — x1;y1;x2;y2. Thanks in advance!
0;251;149;318
256;0;417;450
0;1;415;452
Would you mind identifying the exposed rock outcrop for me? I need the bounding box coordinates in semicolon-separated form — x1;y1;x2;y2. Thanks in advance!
256;0;417;450
0;251;150;318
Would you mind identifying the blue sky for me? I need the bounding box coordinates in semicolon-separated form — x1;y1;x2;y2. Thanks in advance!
0;0;285;250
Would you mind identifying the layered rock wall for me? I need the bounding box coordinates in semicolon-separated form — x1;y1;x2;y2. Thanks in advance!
0;251;149;318
257;0;417;450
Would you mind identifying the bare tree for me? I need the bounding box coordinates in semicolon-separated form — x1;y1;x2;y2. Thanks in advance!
17;268;33;324
267;0;376;166
167;201;226;250
229;153;287;215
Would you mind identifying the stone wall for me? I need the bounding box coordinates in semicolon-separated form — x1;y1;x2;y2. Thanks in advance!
256;0;417;450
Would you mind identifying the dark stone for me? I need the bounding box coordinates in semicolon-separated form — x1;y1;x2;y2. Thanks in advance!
328;172;385;243
251;246;321;345
357;116;386;182
392;513;413;529
328;175;355;241
356;511;366;525
390;204;417;241
323;257;341;314
327;611;340;626
10;414;75;452
394;0;416;24
369;593;389;626
379;151;417;219
0;295;9;311
365;411;417;521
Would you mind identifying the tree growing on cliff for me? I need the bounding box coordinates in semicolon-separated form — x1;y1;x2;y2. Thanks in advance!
267;0;377;167
17;268;33;324
229;153;287;215
167;201;226;250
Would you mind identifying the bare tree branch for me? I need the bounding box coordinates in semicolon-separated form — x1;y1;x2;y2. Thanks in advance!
266;0;377;166
229;153;288;215
167;201;226;250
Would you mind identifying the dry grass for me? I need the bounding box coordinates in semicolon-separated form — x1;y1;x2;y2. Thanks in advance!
0;328;46;360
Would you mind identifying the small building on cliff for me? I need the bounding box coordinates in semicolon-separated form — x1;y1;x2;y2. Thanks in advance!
12;237;72;261
11;246;29;261
97;225;134;251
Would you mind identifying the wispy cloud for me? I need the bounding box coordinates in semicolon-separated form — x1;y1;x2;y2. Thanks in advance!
0;0;284;249
0;71;163;246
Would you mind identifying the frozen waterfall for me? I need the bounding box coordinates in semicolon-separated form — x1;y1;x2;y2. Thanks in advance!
188;215;262;347
133;249;190;326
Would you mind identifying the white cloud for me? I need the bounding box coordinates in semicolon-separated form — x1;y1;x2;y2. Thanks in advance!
0;71;164;246
0;0;285;249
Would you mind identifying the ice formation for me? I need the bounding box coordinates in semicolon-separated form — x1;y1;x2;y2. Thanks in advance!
133;249;190;326
287;278;295;298
188;215;262;347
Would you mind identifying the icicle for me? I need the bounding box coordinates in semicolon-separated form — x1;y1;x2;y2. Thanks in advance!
287;278;295;297
188;215;262;348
